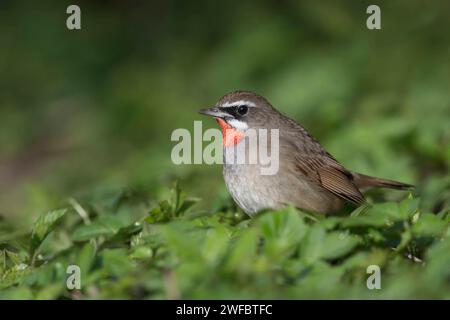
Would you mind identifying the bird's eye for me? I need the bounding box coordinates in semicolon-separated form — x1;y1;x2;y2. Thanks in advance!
237;105;248;116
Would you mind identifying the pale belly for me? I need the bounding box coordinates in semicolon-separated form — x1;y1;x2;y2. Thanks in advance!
223;163;280;215
221;140;344;215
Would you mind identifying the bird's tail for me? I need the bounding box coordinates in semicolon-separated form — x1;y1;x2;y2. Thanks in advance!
352;172;414;191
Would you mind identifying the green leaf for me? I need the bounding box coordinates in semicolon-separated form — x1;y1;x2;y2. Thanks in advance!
160;221;202;260
176;197;201;215
398;198;419;220
30;209;67;262
424;237;450;287
0;266;31;289
260;208;307;260
72;224;114;241
369;202;402;220
129;246;153;260
350;203;372;217
71;216;125;241
321;232;359;260
412;213;447;237
145;207;168;224
6;250;23;265
77;242;96;284
340;215;387;228
35;283;61;300
224;228;259;275
101;249;133;277
300;225;326;264
202;226;230;265
341;201;413;228
317;216;342;230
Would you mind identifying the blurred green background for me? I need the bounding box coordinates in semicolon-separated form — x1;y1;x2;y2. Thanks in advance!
0;0;449;228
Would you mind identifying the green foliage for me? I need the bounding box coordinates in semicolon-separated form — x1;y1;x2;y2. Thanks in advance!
30;209;67;265
0;185;448;299
0;0;448;299
145;183;200;224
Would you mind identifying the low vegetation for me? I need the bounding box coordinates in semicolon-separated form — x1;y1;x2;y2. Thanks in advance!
1;184;448;299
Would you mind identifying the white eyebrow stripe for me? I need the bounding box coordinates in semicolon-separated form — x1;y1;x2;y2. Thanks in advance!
221;100;256;108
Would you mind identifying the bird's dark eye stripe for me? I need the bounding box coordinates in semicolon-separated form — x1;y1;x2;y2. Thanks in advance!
219;105;248;118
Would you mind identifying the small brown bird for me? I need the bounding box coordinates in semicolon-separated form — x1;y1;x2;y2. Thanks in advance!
199;91;413;215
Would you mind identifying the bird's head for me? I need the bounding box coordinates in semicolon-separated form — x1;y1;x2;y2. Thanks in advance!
199;91;276;147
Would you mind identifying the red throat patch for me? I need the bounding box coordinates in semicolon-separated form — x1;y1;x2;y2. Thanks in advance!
216;118;244;147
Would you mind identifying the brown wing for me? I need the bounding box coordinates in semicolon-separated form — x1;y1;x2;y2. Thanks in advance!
294;155;365;205
280;116;365;205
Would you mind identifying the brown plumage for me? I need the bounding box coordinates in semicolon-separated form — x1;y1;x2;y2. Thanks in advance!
199;91;413;215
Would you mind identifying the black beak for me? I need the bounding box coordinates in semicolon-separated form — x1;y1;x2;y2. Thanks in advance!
198;107;230;119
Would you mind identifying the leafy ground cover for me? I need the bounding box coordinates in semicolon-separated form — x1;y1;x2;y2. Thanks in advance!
0;1;449;300
1;184;448;299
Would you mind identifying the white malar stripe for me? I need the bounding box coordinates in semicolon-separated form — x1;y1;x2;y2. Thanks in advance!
227;119;248;131
222;100;256;108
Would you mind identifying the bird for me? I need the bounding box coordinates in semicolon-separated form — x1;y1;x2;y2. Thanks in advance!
199;90;413;215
